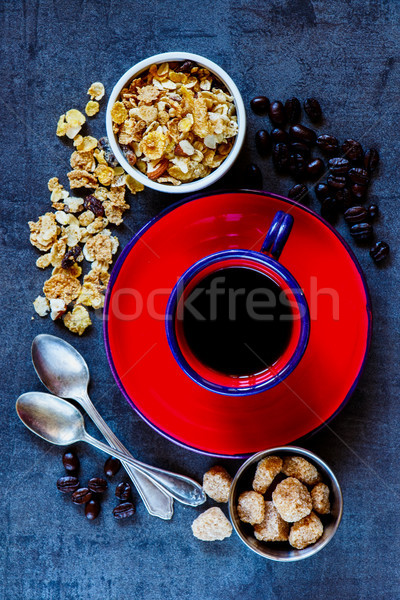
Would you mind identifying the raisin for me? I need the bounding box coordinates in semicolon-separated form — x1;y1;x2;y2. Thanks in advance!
84;195;105;217
61;246;81;269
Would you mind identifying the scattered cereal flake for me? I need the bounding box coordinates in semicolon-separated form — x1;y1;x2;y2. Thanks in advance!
289;512;323;549
86;216;108;235
254;501;290;542
94;148;108;165
191;507;232;542
73;134;84;147
85;101;100;117
125;174;144;194
77;281;104;309
93;186;108;202
62;223;81;247
64;196;84;213
282;456;321;486
48;177;62;192
87;82;105;101
272;477;312;523
29;213;59;251
63;305;91;335
78;210;95;227
237;491;265;525
49;298;67;321
94;164;114;186
67;169;98;189
43;272;81;304
56;115;68;137
57;109;86;139
36;253;52;269
107;185;127;206
83;232;114;263
111;101;128;124
253;456;282;494
52;264;82;278
76;136;98;153
70;150;96;172
49;237;67;267
50;187;69;204
311;483;330;515
203;466;232;503
33;295;50;317
103;202;124;225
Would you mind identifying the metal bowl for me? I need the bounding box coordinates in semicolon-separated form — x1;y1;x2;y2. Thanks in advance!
228;446;343;561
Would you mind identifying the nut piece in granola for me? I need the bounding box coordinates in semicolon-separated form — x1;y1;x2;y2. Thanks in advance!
272;477;312;523
289;512;323;549
63;305;92;335
203;466;232;503
252;456;282;494
33;296;50;317
237;491;265;525
253;501;290;542
282;456;321;486
191;507;232;541
311;482;330;515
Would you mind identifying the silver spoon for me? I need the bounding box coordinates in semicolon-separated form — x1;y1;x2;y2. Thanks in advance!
16;392;206;506
31;334;173;519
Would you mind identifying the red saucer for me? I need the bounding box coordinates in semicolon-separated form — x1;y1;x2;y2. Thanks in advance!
104;191;372;457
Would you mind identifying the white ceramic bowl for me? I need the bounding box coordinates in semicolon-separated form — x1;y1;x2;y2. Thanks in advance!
106;52;246;194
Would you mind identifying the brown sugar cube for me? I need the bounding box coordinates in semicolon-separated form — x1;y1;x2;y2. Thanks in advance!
252;456;282;494
191;507;232;541
281;456;321;486
237;491;265;524
311;482;331;515
203;466;232;503
254;501;290;542
289;511;324;549
272;477;312;522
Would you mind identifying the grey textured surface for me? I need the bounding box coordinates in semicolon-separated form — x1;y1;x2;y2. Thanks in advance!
1;1;399;599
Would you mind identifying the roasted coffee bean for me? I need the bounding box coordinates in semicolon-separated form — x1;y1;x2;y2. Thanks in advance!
85;499;101;521
327;174;346;190
344;206;368;224
288;184;309;204
364;148;379;172
62;451;80;473
316;134;339;153
289;124;316;145
304;98;322;122
284;97;301;124
307;158;324;177
328;157;350;175
272;143;290;173
244;163;263;188
348;167;369;185
57;476;80;493
255;130;271;155
270;128;289;143
98;137;118;167
289;142;310;159
104;457;122;478
321;197;339;222
342;139;363;162
115;482;132;501
350;222;373;241
61;246;82;270
268;101;286;126
88;477;108;494
351;183;368;201
335;187;353;209
289;153;307;178
72;488;92;505
315;183;330;202
113;502;135;520
370;241;389;262
176;60;196;73
250;96;269;115
368;204;379;220
83;195;105;217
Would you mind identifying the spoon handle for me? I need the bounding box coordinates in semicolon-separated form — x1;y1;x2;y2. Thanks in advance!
77;395;173;519
82;432;206;507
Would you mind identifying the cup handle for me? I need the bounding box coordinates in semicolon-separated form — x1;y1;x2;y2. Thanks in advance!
261;211;294;260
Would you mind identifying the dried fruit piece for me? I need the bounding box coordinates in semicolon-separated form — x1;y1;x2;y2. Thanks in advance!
63;305;92;335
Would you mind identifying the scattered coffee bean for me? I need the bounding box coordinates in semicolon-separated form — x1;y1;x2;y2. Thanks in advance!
344;206;368;224
328;157;350;175
57;476;80;493
285;97;301;123
244;163;263;188
115;482;132;502
307;158;324;177
272;143;290;173
255;130;271;155
327;174;346;190
364;148;379;172
289;124;316;145
321;197;339;222
72;487;92;505
304;98;322;122
250;96;269;115
85;499;101;521
268;100;286;126
316;134;339;153
348;167;369;185
113;502;135;520
290;142;310;159
368;204;379;220
104;457;122;478
342;139;363;162
288;184;309;204
350;222;373;241
88;477;108;494
335;187;353;209
315;183;330;202
370;241;389;262
271;128;289;143
83;195;105;217
62;451;80;474
351;183;368;201
289;153;307;178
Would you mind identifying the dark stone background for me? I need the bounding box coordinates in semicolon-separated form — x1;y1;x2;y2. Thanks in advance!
1;1;399;598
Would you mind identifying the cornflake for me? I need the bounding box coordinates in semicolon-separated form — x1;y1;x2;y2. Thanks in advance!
43;272;81;304
33;296;50;317
63;305;92;335
87;82;105;101
29;213;59;251
57;109;86;139
85;101;100;117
